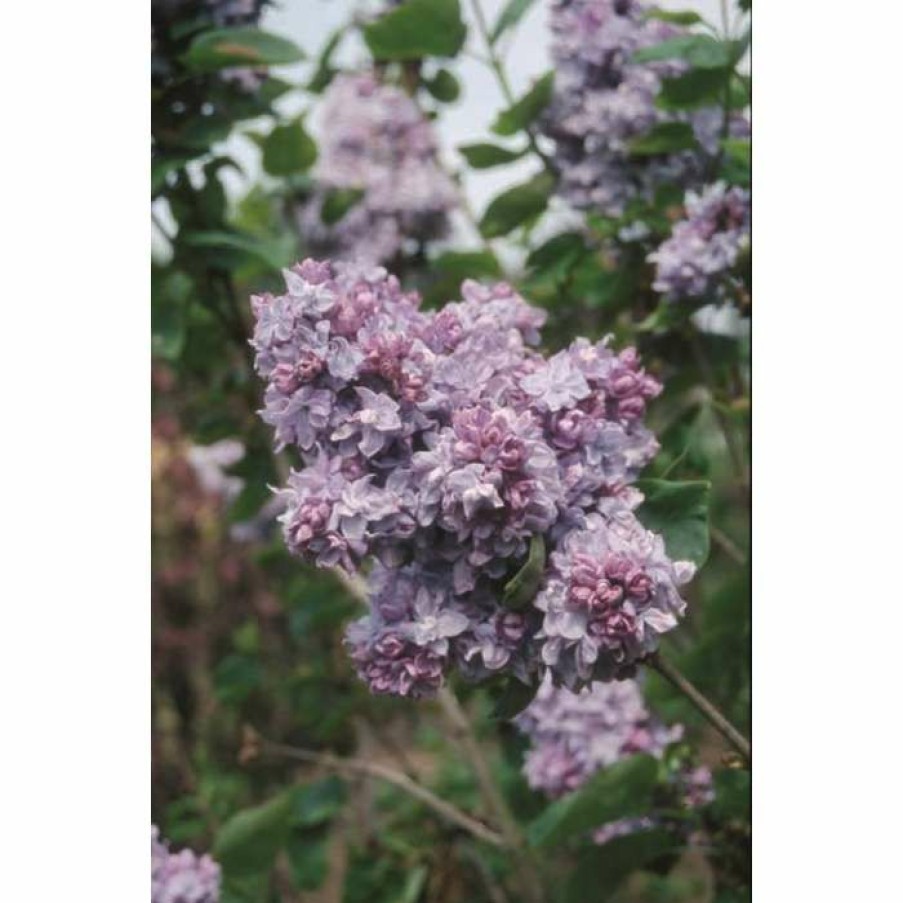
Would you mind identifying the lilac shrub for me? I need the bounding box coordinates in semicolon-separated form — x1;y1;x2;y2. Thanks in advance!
297;73;457;265
543;0;747;217
250;258;696;697
515;676;713;844
152;825;221;903
649;182;751;301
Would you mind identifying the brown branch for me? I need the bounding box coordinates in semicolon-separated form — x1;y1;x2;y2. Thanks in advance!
436;688;548;903
258;737;506;848
647;652;751;763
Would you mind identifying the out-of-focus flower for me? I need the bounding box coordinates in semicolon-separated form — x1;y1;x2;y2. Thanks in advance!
543;0;748;217
649;182;751;301
514;676;713;845
297;73;458;264
152;825;221;903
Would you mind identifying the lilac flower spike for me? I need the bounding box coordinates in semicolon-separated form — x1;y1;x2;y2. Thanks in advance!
649;182;751;301
298;72;457;265
543;0;748;217
514;677;713;845
251;257;694;698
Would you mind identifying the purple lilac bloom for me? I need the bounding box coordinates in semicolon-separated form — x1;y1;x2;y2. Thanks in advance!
516;674;681;795
543;0;747;217
648;182;751;301
297;73;458;265
152;825;221;903
252;257;694;698
536;498;695;686
514;677;713;845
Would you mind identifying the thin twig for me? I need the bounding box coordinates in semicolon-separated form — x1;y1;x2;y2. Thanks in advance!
646;652;751;763
468;0;555;173
710;524;747;567
259;737;506;848
436;688;548;903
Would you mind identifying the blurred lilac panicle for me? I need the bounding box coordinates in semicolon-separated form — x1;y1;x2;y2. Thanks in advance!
515;676;713;844
152;825;221;903
649;182;751;300
251;258;695;697
298;73;457;265
544;0;747;217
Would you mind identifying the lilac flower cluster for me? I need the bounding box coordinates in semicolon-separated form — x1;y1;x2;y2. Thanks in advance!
515;676;713;845
516;675;681;796
543;0;746;217
251;258;694;697
649;182;751;301
152;826;221;903
297;73;457;265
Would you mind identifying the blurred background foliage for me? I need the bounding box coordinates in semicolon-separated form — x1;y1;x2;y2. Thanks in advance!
152;1;751;900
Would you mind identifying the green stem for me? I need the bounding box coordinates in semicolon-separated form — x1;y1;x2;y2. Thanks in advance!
468;0;555;173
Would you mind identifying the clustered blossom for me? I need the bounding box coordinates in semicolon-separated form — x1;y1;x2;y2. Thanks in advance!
543;0;747;217
152;826;220;903
649;182;751;300
297;73;458;265
515;676;713;844
251;258;694;697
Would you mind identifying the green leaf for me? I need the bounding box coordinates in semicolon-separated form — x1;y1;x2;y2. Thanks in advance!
424;68;461;103
479;172;553;238
490;0;538;45
214;791;294;877
364;0;466;60
185;28;305;72
321;187;366;225
564;829;680;902
525;232;588;288
527;755;659;847
152;154;193;197
307;29;343;93
490;678;537;720
422;250;503;307
213;654;261;705
262;118;317;176
434;250;502;278
152;270;192;361
629;121;698;156
711;769;751;821
502;534;546;610
181;229;292;269
644;7;703;25
635;479;711;566
458;142;526;169
291;777;346;827
634;35;732;69
720;137;751;187
491;71;554;136
285;827;330;891
657;67;732;109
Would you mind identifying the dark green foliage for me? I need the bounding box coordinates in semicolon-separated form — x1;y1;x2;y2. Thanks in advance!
491;72;554;136
364;0;467;60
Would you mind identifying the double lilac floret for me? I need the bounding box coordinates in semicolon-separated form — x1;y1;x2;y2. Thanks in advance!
152;825;221;903
543;0;748;217
251;258;694;698
649;182;751;301
515;676;713;844
297;72;458;265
